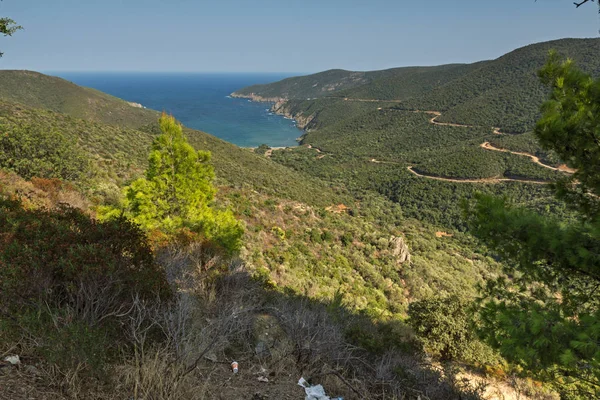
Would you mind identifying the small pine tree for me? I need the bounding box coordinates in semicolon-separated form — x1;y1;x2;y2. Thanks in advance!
101;114;243;251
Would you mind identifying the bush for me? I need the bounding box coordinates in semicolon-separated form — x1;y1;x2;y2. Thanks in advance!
0;198;171;320
0;122;90;181
408;295;498;365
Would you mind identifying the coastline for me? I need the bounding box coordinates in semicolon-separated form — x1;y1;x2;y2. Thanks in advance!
231;92;313;140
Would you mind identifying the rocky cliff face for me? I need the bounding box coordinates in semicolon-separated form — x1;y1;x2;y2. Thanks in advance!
271;100;315;131
230;93;315;132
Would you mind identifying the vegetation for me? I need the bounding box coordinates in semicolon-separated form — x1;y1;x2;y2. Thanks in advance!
0;96;349;207
408;296;498;364
270;108;569;229
239;38;600;133
0;71;159;128
465;56;600;398
0;198;170;371
102;114;244;252
0;11;21;57
0;119;90;181
232;69;375;100
4;36;599;398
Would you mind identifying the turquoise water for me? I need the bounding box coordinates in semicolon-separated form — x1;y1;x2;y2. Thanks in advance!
52;72;301;148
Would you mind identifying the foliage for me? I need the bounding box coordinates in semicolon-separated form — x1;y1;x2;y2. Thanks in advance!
0;14;22;57
408;296;499;365
233;68;374;100
270;108;570;229
0;120;90;181
535;52;600;220
465;56;600;398
0;70;158;128
254;143;270;154
0;95;349;207
0;197;170;371
465;195;600;398
239;38;600;133
230;186;499;318
0;198;170;314
104;114;244;252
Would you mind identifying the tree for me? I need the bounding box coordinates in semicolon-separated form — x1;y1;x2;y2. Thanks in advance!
0;1;22;58
537;0;600;12
101;114;243;252
465;55;600;399
571;0;599;11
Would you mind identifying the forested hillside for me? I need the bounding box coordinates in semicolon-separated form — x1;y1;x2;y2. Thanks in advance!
0;84;348;207
0;71;528;399
237;38;600;133
2;37;597;400
0;70;159;128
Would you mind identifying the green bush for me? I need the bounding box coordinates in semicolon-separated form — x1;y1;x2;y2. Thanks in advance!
0;121;90;181
408;296;498;365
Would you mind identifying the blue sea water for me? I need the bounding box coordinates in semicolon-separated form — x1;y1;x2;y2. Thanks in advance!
51;72;301;148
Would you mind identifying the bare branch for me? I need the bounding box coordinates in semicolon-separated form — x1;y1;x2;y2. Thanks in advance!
574;0;593;8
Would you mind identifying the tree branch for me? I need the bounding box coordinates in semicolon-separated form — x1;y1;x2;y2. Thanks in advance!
574;0;593;8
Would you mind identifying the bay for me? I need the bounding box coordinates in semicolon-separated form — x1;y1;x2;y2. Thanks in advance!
51;72;301;148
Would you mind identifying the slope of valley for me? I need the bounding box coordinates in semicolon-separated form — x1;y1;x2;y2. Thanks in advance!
234;38;594;228
0;36;589;398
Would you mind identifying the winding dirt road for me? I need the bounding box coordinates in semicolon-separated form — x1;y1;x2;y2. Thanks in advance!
406;166;548;184
306;98;576;183
480;142;575;174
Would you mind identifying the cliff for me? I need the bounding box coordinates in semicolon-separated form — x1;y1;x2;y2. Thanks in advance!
271;99;315;131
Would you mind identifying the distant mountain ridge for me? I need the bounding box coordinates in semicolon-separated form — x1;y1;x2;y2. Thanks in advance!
234;38;600;133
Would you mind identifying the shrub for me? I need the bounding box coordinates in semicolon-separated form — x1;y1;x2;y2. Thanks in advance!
0;122;90;181
408;295;499;365
0;198;171;320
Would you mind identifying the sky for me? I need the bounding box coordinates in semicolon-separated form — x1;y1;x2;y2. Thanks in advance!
0;0;598;73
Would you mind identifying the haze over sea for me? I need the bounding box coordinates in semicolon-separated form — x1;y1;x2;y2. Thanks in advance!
51;73;301;148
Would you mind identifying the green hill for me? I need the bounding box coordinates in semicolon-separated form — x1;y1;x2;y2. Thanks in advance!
0;49;577;399
232;39;598;228
0;70;158;128
0;73;348;207
402;38;600;133
236;38;600;133
232;69;374;100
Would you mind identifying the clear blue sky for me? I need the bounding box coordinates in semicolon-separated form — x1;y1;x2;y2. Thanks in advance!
0;0;598;73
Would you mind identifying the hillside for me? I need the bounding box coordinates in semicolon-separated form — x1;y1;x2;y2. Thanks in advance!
0;57;578;398
236;38;600;133
232;69;372;100
0;70;159;128
0;80;348;207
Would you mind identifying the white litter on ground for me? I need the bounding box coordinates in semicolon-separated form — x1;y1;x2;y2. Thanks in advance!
4;355;21;365
298;377;330;400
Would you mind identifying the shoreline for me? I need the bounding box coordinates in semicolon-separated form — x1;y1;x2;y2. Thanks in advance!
231;91;309;143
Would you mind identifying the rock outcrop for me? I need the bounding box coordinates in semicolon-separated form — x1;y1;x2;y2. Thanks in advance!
389;236;411;264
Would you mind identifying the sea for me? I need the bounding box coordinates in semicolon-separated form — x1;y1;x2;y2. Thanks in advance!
50;72;302;148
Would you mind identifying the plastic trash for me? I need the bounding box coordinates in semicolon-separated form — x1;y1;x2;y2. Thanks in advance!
4;355;20;365
231;361;239;373
298;377;330;400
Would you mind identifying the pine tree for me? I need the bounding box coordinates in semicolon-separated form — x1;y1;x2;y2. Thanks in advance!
102;114;243;252
465;55;600;399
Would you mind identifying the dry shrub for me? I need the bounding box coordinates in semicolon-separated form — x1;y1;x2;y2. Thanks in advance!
115;346;207;400
0;171;89;211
